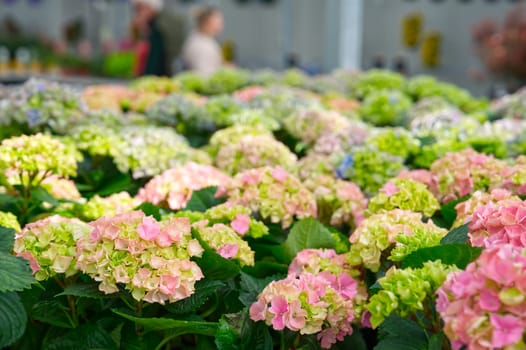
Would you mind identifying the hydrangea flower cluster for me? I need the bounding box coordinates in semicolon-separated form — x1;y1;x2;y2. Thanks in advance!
430;149;509;203
406;96;457;122
352;69;405;98
219;108;279;131
76;211;204;303
284;108;352;147
199;203;269;238
145;94;214;133
366;261;458;328
453;189;519;228
468;198;526;248
137;163;230;210
80;192;142;221
68;124;125;158
0;211;21;231
367;178;440;218
192;221;254;266
504;156;526;196
0;133;79;188
304;175;366;228
249;271;360;348
14;216;91;281
359;90;412;126
437;245;526;349
311;120;370;156
207;125;272;158
203;95;244;125
348;210;447;272
337;147;405;195
214;134;297;175
412;137;469;169
41;175;82;201
232;86;265;102
396;169;434;189
295;153;339;181
111;126;211;178
226;167;317;228
0;78;84;133
365;128;420;159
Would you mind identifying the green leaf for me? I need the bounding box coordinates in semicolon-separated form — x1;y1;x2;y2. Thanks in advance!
164;279;225;315
239;315;273;350
196;249;241;280
31;300;76;328
239;272;278;307
376;316;427;350
43;323;118;350
96;173;134;197
215;317;240;350
30;186;60;206
0;292;27;348
56;283;116;299
440;223;469;245
281;218;336;262
134;202;162;220
0;226;15;251
0;251;35;292
329;228;351;253
242;261;288;278
402;243;482;269
112;309;218;336
184;186;226;212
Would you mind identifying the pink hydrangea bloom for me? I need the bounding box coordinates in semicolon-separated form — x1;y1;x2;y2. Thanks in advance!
226;167;317;228
430;149;510;203
230;213;250;235
137;162;230;210
397;169;434;189
233;86;264;102
437;244;526;349
469;198;526;248
76;211;204;304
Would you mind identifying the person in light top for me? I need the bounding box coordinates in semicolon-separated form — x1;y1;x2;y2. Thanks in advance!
182;6;225;76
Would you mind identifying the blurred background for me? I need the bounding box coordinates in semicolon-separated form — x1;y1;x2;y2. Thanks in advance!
0;0;525;96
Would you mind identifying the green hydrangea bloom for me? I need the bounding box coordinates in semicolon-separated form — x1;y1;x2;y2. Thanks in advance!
365;128;420;159
203;203;269;239
366;261;458;328
0;211;21;231
352;69;405;98
14;216;91;281
359;90;412;127
207;125;272;158
79;192;141;221
389;227;446;262
223;109;280;131
68;124;125;158
367;178;440;218
0;133;79;188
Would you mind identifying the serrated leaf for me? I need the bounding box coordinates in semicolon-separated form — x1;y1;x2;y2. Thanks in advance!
239;272;278;307
0;292;27;348
376;316;427;350
134;203;162;220
112;309;218;336
216;317;240;350
440;223;469;245
56;283;116;299
164;279;225;315
240;315;273;350
196;249;241;280
43;323;118;350
402;243;482;269
281;218;336;262
0;226;15;251
0;251;35;292
184;186;226;212
242;261;288;278
31;300;75;328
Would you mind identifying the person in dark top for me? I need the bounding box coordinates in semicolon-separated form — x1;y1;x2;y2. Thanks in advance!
132;0;186;76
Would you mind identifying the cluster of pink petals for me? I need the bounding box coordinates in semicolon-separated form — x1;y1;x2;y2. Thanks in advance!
469;198;526;248
397;169;434;189
453;189;519;228
503;156;526;196
437;245;526;349
137;162;230;210
430;149;509;203
41;175;82;200
226;166;317;228
250;272;358;349
251;249;366;348
233;86;265;102
76;211;204;304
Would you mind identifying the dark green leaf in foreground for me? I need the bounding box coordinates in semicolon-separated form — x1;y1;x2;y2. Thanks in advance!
0;292;27;348
440;223;469;245
282;218;336;261
0;251;35;292
0;226;15;251
402;243;482;269
164;279;225;315
184;186;226;212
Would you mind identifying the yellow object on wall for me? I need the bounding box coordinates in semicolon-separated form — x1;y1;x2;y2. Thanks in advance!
402;12;423;48
420;32;441;67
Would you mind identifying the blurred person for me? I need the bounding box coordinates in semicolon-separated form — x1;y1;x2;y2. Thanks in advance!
132;0;186;76
182;6;225;76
